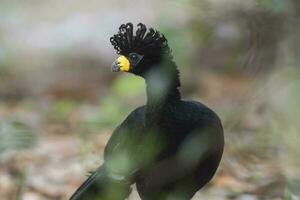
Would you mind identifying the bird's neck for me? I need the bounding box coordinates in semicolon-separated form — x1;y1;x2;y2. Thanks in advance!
144;60;181;125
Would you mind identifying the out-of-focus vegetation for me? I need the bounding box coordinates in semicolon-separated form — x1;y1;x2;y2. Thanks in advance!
0;0;299;199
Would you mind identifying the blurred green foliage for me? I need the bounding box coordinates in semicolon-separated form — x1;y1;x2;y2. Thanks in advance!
98;95;129;127
286;179;300;197
77;75;144;136
49;98;77;121
159;27;192;66
111;74;144;97
98;75;144;127
0;119;36;158
256;0;293;13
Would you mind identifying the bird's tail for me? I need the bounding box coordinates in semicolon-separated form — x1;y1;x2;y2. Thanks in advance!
69;165;131;200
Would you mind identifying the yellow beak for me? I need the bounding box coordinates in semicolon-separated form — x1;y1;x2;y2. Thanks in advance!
111;56;130;72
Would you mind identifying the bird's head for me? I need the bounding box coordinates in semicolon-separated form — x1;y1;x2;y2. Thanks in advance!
110;23;172;77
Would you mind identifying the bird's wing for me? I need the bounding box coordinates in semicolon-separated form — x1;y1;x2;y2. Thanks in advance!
69;106;145;200
102;106;147;179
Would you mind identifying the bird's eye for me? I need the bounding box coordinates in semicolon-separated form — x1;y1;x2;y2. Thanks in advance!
129;53;138;61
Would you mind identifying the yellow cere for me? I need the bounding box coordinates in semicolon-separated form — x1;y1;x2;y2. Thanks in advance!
117;56;130;72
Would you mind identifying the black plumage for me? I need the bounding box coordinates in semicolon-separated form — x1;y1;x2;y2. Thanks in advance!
70;23;224;200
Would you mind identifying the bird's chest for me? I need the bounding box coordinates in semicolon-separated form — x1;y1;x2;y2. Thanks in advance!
145;106;195;133
139;105;203;162
144;113;194;148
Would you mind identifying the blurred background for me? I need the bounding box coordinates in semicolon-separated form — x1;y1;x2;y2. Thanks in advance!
0;0;299;199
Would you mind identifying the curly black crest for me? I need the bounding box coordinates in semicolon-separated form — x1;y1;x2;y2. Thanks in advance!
110;23;171;58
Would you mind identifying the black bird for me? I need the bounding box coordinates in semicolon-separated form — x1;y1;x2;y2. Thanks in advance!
70;23;224;200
